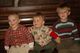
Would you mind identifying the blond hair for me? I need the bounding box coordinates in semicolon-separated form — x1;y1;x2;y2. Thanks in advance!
8;14;19;19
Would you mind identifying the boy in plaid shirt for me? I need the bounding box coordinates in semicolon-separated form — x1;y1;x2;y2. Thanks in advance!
4;14;34;53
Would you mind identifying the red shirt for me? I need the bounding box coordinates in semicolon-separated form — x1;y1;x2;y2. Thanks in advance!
4;25;33;46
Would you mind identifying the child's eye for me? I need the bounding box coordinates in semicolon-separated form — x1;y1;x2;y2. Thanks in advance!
37;20;39;22
13;19;15;21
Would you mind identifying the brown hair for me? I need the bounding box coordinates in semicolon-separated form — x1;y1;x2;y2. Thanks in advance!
56;3;71;12
33;12;45;21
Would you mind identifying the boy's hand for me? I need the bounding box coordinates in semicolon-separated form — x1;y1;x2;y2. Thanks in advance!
29;42;34;50
74;38;80;45
4;46;9;51
29;47;34;50
55;37;61;44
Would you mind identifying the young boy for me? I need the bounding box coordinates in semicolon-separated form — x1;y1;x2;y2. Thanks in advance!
4;14;34;53
29;14;60;53
53;3;80;53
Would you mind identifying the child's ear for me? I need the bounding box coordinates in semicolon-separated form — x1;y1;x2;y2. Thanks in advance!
43;21;45;25
68;11;71;15
18;19;20;23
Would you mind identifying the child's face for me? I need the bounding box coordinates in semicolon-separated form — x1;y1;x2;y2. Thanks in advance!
8;15;20;28
57;9;70;20
33;16;44;28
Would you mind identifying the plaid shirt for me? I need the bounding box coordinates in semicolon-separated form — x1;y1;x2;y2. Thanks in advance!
4;25;33;46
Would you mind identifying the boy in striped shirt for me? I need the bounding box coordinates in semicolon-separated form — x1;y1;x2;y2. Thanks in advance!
53;3;80;53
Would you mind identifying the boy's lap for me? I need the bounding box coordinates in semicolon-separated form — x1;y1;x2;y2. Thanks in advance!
57;39;80;53
29;41;56;53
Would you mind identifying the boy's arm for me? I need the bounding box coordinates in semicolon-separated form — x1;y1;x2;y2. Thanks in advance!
50;31;61;44
4;30;10;50
23;27;34;49
72;23;80;40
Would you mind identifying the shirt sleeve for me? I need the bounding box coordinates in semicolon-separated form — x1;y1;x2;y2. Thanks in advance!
50;31;59;39
22;26;34;44
46;27;59;39
4;30;10;46
72;24;80;40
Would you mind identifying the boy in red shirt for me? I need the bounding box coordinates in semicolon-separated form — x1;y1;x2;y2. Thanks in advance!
4;14;34;53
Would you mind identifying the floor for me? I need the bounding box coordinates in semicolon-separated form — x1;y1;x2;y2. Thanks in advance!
0;39;80;53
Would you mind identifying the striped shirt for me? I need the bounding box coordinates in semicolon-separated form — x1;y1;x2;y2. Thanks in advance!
53;19;79;39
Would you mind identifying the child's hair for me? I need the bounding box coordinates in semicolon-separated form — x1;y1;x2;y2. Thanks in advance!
8;14;20;19
33;12;45;21
56;3;71;12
